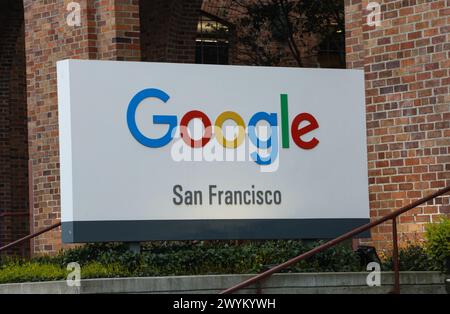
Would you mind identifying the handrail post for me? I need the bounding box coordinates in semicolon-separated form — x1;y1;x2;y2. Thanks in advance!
391;217;400;294
28;159;34;258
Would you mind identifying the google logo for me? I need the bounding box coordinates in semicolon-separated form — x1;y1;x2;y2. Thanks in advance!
127;88;319;165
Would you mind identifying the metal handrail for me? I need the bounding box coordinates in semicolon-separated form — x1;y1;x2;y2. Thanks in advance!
221;185;450;294
0;222;61;253
0;212;28;218
0;212;30;254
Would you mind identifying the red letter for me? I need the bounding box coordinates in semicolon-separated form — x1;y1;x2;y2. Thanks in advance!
291;113;319;149
180;110;212;148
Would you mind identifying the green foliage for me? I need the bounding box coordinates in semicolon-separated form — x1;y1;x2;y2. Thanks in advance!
425;217;450;272
80;262;131;279
382;219;450;273
0;237;445;284
382;245;437;272
0;261;130;284
0;241;364;283
0;262;67;284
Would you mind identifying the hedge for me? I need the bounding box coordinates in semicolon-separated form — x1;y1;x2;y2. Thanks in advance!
1;218;448;284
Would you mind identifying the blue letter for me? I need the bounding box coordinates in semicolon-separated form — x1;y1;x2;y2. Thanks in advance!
127;88;177;148
248;112;279;165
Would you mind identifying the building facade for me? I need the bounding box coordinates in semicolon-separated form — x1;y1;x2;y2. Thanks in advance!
0;0;448;256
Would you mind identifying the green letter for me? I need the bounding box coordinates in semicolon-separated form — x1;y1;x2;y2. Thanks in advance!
280;94;290;148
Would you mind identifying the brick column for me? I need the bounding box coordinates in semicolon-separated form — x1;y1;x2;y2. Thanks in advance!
96;0;141;61
24;0;140;255
345;0;450;252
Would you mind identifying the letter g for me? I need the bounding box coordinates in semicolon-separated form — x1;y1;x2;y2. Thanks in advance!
127;88;177;148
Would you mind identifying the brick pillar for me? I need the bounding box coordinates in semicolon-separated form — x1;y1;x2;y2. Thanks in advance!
96;0;141;61
345;0;450;253
0;1;28;256
345;0;365;70
24;0;140;255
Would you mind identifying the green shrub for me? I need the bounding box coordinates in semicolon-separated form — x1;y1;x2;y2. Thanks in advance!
0;262;67;284
0;261;133;284
1;238;444;284
425;217;450;272
137;240;363;275
382;245;436;271
81;262;131;279
0;240;367;283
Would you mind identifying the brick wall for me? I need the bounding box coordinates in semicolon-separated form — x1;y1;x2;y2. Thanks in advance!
0;0;29;256
24;0;141;255
345;0;450;252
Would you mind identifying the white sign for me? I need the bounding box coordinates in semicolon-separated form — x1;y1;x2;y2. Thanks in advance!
57;60;369;242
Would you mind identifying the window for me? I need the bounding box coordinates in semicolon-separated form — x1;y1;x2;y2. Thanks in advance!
196;13;231;65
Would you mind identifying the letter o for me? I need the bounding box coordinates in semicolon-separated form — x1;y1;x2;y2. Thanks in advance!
214;111;246;148
180;110;212;148
273;191;282;204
